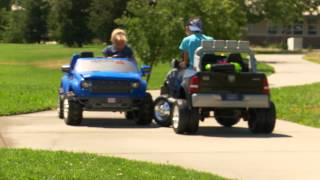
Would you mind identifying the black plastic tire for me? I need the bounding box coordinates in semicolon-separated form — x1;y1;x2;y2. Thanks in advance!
172;99;199;134
135;93;154;125
186;107;200;134
64;99;83;126
216;117;240;127
154;96;173;127
248;101;276;134
58;95;64;119
125;111;136;120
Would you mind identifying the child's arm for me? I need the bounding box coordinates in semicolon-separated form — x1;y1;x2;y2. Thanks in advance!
181;52;189;68
179;38;189;69
102;46;112;57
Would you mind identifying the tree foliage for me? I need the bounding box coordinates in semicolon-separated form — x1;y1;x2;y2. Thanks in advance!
49;0;92;47
117;0;247;81
0;9;8;40
0;0;11;10
89;0;128;42
1;10;25;43
0;0;49;43
245;0;320;25
0;0;319;50
23;0;49;43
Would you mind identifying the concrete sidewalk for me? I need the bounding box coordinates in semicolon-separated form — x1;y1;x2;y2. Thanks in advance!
256;54;320;87
1;111;320;180
1;54;320;180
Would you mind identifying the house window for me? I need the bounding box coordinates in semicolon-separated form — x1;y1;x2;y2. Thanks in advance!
308;19;318;35
293;22;303;35
268;24;278;35
282;25;293;35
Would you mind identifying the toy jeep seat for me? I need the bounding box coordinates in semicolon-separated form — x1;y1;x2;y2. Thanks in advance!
70;52;95;70
200;54;226;71
80;51;94;58
227;53;249;72
210;64;235;73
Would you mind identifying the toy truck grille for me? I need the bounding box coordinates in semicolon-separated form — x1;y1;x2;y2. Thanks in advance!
90;80;131;94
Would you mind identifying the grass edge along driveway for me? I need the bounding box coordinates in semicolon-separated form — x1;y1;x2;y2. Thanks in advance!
0;148;226;180
304;51;320;64
271;83;320;128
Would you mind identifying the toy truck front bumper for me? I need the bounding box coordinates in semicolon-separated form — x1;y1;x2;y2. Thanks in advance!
72;96;144;111
191;94;270;108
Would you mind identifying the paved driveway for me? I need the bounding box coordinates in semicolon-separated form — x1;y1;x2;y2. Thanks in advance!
1;54;320;180
257;54;320;87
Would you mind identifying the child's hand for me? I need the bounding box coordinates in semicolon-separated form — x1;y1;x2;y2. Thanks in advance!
179;61;187;69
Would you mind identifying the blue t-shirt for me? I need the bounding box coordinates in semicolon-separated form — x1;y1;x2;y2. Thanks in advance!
179;33;213;66
102;45;133;58
102;45;137;64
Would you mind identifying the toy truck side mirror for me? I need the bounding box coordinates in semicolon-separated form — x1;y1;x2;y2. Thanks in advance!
141;65;151;76
61;64;71;73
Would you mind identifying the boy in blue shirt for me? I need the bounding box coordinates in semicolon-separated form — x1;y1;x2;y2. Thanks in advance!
102;28;137;65
179;18;214;69
163;18;213;97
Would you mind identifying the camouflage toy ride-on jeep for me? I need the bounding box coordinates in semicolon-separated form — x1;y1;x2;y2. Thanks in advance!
154;40;276;134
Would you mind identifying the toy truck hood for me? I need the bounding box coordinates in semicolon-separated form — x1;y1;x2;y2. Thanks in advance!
79;71;141;81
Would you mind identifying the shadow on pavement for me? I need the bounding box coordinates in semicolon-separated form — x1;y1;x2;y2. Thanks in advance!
80;118;159;129
196;126;291;138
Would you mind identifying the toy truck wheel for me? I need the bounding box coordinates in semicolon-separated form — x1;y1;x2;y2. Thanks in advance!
63;99;83;126
186;108;200;134
125;111;136;120
135;93;154;125
58;95;64;119
248;101;276;134
216;117;240;127
172;99;199;134
215;110;241;127
154;96;173;127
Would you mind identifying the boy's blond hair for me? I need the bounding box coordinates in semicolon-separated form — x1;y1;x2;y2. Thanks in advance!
110;28;128;43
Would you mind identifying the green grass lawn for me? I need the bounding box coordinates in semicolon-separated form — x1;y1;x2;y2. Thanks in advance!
271;83;320;128
0;148;225;180
0;43;104;63
0;65;60;116
304;51;320;64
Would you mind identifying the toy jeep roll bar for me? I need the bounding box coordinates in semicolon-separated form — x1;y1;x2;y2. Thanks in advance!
193;40;257;72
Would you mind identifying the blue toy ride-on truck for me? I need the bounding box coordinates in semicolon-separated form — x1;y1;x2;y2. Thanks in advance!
154;40;276;134
58;52;153;126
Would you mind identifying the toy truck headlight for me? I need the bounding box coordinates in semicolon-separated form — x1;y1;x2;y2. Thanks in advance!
132;82;140;89
81;81;91;89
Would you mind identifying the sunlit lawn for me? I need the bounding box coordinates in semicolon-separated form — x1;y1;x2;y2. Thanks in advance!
0;148;225;180
304;51;320;64
272;83;320;128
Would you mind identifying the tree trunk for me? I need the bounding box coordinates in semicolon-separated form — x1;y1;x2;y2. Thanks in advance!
146;58;155;83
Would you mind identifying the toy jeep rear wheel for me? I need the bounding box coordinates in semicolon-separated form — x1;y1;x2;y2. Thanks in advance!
248;101;276;134
216;117;240;127
215;110;241;127
154;96;173;127
172;99;199;134
135;93;154;125
63;99;83;126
